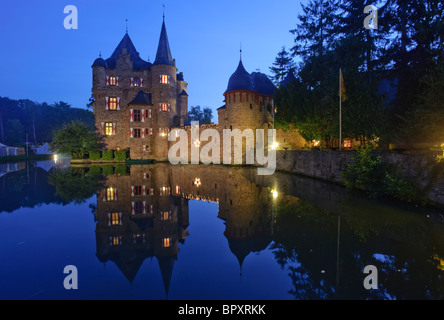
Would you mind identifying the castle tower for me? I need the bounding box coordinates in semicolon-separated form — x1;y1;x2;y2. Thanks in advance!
91;16;188;162
151;17;180;161
219;55;276;133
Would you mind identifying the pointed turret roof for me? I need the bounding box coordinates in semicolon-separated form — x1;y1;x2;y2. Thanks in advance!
154;18;174;66
157;255;177;298
225;57;276;96
225;59;254;93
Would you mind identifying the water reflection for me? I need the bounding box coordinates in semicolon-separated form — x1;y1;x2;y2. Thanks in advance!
1;161;444;299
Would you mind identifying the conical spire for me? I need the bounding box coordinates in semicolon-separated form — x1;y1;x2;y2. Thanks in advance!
153;18;174;66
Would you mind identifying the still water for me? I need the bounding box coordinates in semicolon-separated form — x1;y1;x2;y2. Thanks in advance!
1;160;444;300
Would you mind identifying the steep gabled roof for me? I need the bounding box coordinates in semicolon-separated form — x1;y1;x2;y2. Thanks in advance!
154;20;174;66
105;33;152;71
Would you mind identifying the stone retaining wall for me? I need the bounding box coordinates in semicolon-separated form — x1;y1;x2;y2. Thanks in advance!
275;150;444;207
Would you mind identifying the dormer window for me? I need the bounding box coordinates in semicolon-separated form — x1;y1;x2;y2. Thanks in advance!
161;75;169;84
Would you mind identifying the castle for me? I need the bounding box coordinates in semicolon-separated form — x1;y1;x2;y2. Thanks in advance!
92;16;305;163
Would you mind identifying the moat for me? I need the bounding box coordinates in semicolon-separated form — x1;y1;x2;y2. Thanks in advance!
1;160;444;300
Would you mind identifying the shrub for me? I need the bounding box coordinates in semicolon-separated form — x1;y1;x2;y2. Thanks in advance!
102;165;114;175
115;164;127;175
341;145;386;198
102;150;114;161
88;166;101;175
341;145;426;204
115;149;127;161
89;151;101;161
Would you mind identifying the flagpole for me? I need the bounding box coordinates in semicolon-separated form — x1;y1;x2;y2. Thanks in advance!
339;68;342;151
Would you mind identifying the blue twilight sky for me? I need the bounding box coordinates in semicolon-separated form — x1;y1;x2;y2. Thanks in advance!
0;0;306;117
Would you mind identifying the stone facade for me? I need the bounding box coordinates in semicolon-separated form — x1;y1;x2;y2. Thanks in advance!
92;21;305;163
92;19;188;162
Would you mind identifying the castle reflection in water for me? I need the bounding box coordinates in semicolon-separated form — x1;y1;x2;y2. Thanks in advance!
94;164;274;295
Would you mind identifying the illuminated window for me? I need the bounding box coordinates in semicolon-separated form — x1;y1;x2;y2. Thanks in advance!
133;128;141;138
112;236;120;246
162;237;172;248
109;76;116;86
159;128;169;137
111;212;119;225
161;211;171;221
344;140;353;148
160;186;171;196
109;97;117;110
106;187;114;201
105;122;113;136
133;109;141;122
175;185;181;194
161;103;168;112
161;75;169;84
134;78;141;87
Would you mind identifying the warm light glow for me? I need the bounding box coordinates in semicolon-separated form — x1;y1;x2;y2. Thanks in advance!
105;122;113;135
271;141;279;150
106;187;114;201
194;139;201;148
194;177;201;187
112;236;120;246
161;75;169;84
271;189;278;199
111;212;119;225
313;140;320;147
162;237;171;248
53;154;58;162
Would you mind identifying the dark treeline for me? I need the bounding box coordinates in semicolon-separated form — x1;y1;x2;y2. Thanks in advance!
272;0;444;148
0;97;94;147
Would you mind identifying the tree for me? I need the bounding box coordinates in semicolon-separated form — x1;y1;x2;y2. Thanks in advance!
269;46;296;86
86;93;95;109
188;105;213;124
49;121;100;159
290;0;339;60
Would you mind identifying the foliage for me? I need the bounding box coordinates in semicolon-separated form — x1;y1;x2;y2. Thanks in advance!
341;145;386;197
273;0;444;147
341;145;426;203
188;105;213;124
49;121;100;159
115;149;128;161
89;151;101;161
47;167;103;204
269;46;296;85
0;97;94;146
115;164;128;175
101;150;114;161
102;165;114;175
